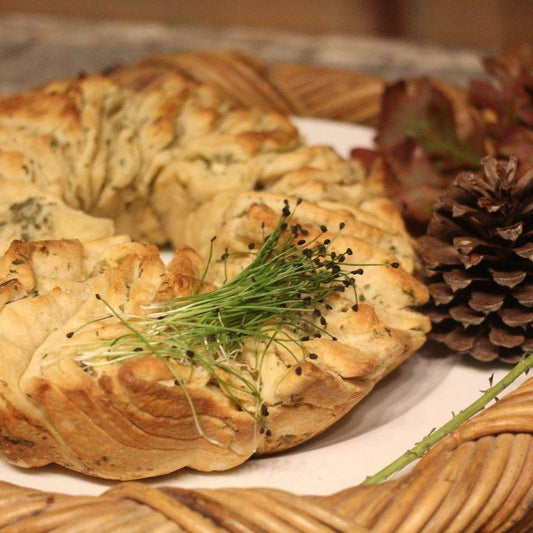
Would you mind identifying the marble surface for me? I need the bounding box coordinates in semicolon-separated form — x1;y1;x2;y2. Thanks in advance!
0;13;487;94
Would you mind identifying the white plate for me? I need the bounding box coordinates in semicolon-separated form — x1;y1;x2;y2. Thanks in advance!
2;117;516;496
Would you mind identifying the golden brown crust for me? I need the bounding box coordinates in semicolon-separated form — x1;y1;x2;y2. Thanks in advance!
0;60;429;479
0;72;299;251
0;214;428;479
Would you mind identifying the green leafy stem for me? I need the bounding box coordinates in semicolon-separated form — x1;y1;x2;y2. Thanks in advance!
363;350;533;485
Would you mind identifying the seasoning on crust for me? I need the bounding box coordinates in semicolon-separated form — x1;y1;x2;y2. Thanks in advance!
0;69;429;479
0;220;428;479
0;72;299;252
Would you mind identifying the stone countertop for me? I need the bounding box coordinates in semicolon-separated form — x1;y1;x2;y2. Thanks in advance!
0;13;487;95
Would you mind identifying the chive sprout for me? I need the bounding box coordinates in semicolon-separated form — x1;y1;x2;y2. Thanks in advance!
55;202;394;434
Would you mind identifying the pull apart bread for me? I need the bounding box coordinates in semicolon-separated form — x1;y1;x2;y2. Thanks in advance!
0;72;430;479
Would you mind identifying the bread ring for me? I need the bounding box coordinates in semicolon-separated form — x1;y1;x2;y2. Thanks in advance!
0;71;429;479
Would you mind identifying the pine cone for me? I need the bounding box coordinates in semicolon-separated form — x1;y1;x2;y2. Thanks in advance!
420;157;533;363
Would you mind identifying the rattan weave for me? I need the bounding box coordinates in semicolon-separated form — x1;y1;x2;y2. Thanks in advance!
0;377;532;532
109;49;385;126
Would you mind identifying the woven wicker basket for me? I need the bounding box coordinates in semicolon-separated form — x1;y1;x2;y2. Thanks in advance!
1;51;531;532
108;49;385;126
1;375;532;532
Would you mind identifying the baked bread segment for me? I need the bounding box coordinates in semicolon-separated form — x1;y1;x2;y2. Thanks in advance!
0;180;114;254
0;63;430;479
0;221;428;478
0;72;300;252
0;238;255;477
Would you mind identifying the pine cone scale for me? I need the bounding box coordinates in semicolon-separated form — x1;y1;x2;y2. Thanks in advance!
499;307;533;328
428;282;454;304
434;326;475;352
488;268;527;288
419;237;460;267
449;305;485;326
496;221;524;240
515;242;533;259
489;326;525;348
442;269;479;291
469;290;505;312
471;337;499;361
428;213;465;241
451;202;477;218
459;253;485;269
427;307;449;324
515;283;533;306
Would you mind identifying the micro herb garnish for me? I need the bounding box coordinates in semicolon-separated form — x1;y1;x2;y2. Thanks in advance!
56;200;395;440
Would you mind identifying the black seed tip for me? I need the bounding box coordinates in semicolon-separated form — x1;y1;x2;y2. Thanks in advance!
247;242;256;250
211;236;217;242
390;262;400;269
66;331;74;339
295;366;302;376
346;248;353;255
351;268;364;275
261;404;269;417
300;335;310;342
339;222;346;229
95;293;101;300
323;239;331;245
296;197;303;205
259;426;265;434
280;223;288;231
134;347;143;352
266;429;272;436
174;379;179;386
186;349;195;358
297;239;306;245
282;206;291;217
352;304;359;312
320;225;328;233
309;353;318;360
